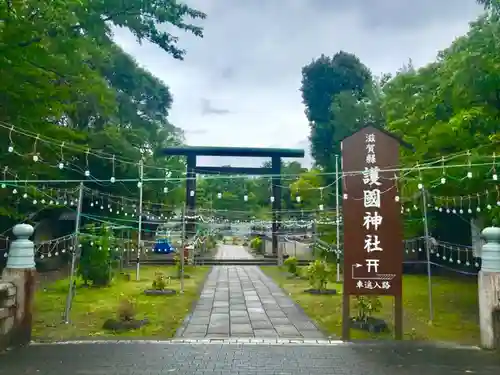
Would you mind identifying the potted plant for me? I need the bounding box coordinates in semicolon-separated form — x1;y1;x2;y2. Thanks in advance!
103;297;149;332
144;271;176;295
351;296;387;333
303;260;337;295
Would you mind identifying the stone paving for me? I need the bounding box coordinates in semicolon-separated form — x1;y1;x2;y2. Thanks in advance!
176;245;324;339
1;341;499;375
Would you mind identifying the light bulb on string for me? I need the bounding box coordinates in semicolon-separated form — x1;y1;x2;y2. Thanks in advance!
8;145;13;153
296;196;301;203
319;204;324;211
270;196;275;203
190;190;195;197
163;187;168;193
467;171;473;179
243;195;248;202
440;177;446;184
23;193;27;199
58;162;64;169
217;192;222;199
493;173;498;181
417;183;423;190
395;195;400;202
110;177;116;183
12;189;17;194
84;170;90;177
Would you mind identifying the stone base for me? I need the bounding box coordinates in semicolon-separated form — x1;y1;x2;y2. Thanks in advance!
103;318;149;332
144;289;176;296
1;268;36;348
303;288;337;295
478;271;500;349
169;275;191;280
350;317;388;333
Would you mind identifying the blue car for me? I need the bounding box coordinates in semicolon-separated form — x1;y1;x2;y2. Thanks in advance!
153;238;175;254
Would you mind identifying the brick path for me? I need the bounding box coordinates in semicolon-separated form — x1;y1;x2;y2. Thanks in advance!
176;245;324;339
1;341;499;375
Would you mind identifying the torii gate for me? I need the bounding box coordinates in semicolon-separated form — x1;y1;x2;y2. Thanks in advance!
161;146;305;255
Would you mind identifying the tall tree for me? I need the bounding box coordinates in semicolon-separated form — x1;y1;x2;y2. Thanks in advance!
300;51;372;170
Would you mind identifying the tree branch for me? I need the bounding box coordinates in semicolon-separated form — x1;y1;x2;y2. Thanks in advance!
13;6;140;48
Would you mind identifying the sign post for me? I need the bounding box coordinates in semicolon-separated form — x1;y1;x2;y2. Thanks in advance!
341;125;410;341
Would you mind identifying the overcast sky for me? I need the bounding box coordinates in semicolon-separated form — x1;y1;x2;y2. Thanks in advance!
114;0;483;168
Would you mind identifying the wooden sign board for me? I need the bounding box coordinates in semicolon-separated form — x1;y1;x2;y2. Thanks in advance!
341;125;405;340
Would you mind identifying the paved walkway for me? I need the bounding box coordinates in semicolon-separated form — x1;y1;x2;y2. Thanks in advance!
1;341;499;375
176;244;324;339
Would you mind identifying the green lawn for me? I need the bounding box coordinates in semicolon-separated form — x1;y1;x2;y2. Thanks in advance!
261;266;479;345
33;266;210;341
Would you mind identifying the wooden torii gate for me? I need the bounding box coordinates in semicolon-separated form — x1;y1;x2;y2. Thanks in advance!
161;146;305;255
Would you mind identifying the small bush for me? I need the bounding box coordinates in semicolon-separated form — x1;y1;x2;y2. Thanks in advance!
232;237;238;245
284;256;298;275
305;260;334;291
152;272;167;291
117;298;136;322
354;296;382;322
250;237;262;250
174;254;188;276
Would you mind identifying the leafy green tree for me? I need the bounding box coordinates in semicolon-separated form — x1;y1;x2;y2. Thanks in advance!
300;52;372;169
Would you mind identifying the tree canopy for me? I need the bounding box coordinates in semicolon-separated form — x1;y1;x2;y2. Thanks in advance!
0;0;205;228
298;6;500;237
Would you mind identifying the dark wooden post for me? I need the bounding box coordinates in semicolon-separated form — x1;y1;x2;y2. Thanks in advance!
185;153;196;239
271;156;281;256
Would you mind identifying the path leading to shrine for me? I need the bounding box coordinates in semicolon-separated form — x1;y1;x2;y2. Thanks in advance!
1;340;498;375
176;244;324;339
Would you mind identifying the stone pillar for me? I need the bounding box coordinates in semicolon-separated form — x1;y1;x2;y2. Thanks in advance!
1;224;36;347
478;226;500;349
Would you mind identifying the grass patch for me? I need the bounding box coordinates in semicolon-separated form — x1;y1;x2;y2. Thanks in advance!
261;266;479;345
33;266;210;341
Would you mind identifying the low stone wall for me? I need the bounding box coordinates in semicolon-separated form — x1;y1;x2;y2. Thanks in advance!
0;281;17;350
263;239;313;259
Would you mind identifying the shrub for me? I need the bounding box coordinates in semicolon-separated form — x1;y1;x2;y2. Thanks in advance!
232;236;238;245
152;272;167;291
284;256;298;275
117;297;136;322
174;254;188;276
78;225;114;287
354;296;382;322
305;260;333;291
250;237;262;250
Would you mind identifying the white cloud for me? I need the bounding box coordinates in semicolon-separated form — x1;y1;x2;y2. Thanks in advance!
113;0;483;168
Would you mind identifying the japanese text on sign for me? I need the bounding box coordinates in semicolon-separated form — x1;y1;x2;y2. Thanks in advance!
355;133;392;291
